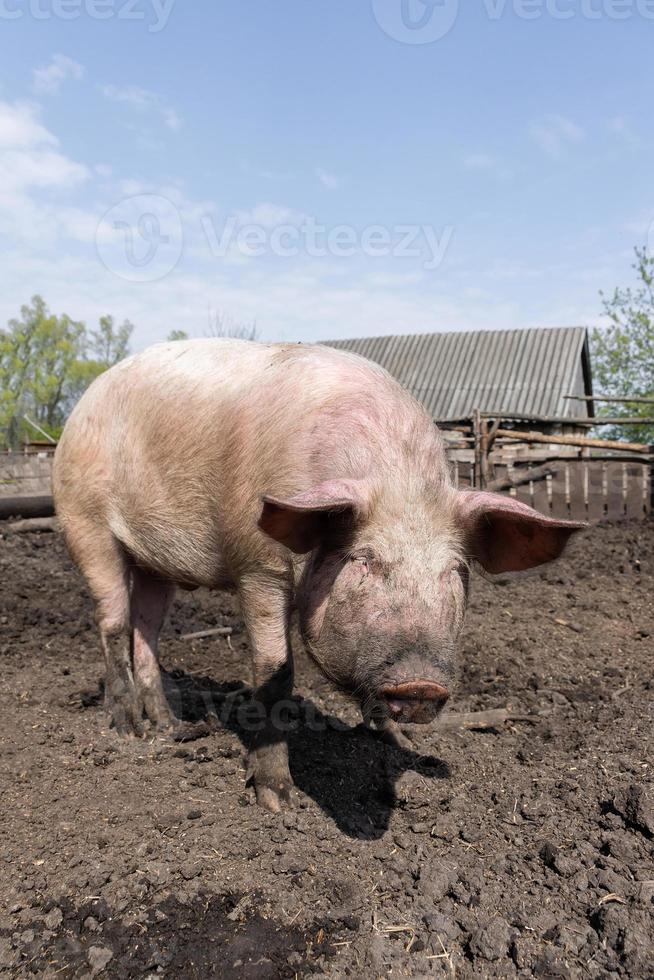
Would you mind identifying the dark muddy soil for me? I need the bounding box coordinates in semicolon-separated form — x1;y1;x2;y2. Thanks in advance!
0;522;653;978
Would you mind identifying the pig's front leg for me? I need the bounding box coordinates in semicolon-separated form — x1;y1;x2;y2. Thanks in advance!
362;703;413;752
239;575;294;813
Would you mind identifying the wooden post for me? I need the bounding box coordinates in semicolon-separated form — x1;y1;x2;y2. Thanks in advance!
487;417;501;451
480;417;491;488
472;410;482;488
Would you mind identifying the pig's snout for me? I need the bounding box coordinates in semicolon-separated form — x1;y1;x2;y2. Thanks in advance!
379;680;450;723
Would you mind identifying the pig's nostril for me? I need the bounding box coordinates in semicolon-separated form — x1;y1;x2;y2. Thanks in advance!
385;697;407;718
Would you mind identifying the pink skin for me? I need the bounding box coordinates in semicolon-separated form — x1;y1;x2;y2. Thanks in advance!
131;568;176;729
53;339;584;811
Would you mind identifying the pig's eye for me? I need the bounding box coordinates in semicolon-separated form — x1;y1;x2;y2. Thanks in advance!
350;555;370;573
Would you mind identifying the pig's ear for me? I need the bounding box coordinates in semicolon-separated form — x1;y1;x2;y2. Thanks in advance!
259;479;369;554
455;490;585;575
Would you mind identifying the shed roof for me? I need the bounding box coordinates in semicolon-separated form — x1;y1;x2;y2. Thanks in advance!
323;326;592;420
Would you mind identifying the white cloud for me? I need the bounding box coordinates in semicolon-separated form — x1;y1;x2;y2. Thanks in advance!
0;102;91;253
622;208;654;239
33;55;84;95
607;116;638;148
100;84;181;131
366;270;425;288
0;100;56;149
0;148;88;194
486;259;548;281
528;115;584;157
0;96;617;358
0;101;89;197
249;166;295;181
316;167;339;190
233;202;307;228
462;153;498;172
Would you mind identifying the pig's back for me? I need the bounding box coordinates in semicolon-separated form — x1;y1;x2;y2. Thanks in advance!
77;338;277;412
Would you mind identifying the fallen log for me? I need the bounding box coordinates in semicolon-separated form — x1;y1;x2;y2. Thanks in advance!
494;428;651;454
436;708;536;731
487;463;556;492
0;494;54;520
4;517;58;534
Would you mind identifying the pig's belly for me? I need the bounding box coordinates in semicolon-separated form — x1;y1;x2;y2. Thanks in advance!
109;510;233;590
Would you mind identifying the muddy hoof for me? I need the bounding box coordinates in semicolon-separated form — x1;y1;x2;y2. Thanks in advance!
254;779;293;813
170;718;218;743
247;740;293;812
369;720;413;752
105;695;145;738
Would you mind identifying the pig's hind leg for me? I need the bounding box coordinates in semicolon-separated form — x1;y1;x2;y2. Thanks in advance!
131;568;176;732
68;525;144;736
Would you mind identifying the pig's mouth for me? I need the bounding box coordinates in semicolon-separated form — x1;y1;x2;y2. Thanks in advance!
377;680;450;724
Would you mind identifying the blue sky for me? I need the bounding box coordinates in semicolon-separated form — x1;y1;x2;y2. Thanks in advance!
0;0;652;347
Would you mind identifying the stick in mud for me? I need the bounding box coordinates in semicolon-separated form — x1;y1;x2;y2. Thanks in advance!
436;708;536;730
180;626;234;641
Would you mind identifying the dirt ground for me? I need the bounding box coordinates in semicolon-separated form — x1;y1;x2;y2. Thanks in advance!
0;520;652;979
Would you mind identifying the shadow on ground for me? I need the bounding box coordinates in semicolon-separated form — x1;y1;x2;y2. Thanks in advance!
1;889;354;979
84;668;450;840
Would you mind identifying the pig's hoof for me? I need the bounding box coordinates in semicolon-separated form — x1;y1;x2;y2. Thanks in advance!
247;739;292;811
105;696;145;738
254;779;292;813
138;690;177;735
375;721;413;752
170;719;218;743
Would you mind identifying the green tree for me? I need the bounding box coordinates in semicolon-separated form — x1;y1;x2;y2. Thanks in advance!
592;247;654;444
89;315;133;367
0;296;86;447
0;296;133;448
167;329;189;341
67;315;134;407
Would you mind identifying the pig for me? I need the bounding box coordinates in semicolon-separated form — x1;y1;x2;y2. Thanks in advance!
53;338;583;811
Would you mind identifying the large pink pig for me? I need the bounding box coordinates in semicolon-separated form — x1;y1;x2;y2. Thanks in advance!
53;339;582;810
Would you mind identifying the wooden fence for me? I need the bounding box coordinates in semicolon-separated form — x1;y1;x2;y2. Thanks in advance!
0;452;55;519
451;455;652;522
443;404;653;523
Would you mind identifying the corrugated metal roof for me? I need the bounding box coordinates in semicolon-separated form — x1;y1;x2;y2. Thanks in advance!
323;327;591;420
